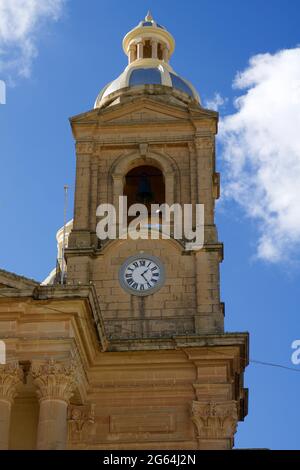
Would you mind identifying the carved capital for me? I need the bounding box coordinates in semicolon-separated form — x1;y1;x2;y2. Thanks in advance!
194;136;214;151
76;142;94;154
0;362;23;403
191;400;238;440
31;359;77;403
67;404;95;443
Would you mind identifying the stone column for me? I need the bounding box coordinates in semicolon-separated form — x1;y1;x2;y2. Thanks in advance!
32;359;77;450
0;362;23;449
191;400;238;450
151;40;158;59
162;45;169;62
129;44;136;63
137;41;143;60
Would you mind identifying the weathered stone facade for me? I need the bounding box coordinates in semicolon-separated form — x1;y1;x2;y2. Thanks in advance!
0;13;248;450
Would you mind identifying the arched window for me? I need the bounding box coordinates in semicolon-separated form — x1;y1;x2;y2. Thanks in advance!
124;165;165;217
143;40;152;59
157;43;163;60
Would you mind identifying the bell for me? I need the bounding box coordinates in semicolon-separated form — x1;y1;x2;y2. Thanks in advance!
136;173;153;203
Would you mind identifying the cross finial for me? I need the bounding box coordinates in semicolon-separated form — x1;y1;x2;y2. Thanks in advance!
145;10;153;22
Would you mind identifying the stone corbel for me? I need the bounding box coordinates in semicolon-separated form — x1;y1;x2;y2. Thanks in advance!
191;400;238;440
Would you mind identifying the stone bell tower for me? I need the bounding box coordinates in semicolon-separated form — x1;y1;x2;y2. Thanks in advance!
62;12;249;449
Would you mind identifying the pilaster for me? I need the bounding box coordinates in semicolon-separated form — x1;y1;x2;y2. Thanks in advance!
191;400;238;449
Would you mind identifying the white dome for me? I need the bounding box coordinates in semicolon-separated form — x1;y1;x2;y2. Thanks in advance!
94;59;200;108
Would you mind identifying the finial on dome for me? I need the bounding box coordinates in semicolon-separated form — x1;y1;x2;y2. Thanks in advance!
145;10;153;22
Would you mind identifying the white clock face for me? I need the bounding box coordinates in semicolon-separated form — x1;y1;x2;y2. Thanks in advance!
119;254;165;296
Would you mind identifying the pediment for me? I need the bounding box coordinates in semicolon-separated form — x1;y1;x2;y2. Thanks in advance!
0;269;39;289
101;99;189;124
70;99;217;141
70;97;216;126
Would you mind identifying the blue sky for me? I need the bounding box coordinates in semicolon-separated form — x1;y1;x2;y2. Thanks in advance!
1;0;300;449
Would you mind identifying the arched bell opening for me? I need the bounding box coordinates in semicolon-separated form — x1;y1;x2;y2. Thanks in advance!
143;40;152;58
123;165;165;224
157;43;163;60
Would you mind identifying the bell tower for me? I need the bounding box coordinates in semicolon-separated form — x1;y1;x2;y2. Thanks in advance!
65;13;249;449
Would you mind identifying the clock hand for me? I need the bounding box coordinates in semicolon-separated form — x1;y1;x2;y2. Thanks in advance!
141;271;150;283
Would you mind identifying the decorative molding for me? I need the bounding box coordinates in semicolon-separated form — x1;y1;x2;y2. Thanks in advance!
191;400;238;439
67;403;95;442
194;136;214;150
0;362;23;402
76;142;94;154
31;359;78;403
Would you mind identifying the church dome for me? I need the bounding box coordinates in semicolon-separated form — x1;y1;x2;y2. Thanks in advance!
94;12;200;109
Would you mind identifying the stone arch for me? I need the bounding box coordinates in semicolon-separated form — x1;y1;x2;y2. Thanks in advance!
109;149;180;207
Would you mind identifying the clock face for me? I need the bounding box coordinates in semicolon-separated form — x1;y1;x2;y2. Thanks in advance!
119;254;165;296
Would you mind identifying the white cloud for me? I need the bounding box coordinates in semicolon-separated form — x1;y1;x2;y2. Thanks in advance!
204;92;227;111
219;47;300;263
0;0;65;78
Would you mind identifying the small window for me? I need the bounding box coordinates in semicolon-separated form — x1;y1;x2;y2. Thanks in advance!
157;43;163;60
129;68;161;86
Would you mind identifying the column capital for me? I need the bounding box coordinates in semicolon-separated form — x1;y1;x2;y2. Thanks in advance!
194;136;214;150
191;400;238;440
0;362;23;403
76;142;94;154
31;359;77;403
